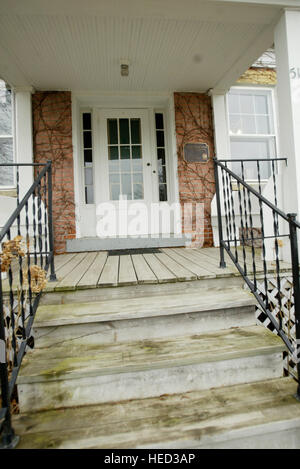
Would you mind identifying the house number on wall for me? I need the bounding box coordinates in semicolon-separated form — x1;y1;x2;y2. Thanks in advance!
184;143;209;163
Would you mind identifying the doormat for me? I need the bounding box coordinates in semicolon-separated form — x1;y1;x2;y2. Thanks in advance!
108;248;162;256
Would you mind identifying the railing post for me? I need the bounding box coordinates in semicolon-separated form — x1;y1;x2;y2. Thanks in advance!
0;270;19;449
47;161;57;282
213;158;226;268
287;213;300;400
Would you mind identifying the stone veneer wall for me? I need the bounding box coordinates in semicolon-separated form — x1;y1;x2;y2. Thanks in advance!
32;91;76;254
174;92;215;247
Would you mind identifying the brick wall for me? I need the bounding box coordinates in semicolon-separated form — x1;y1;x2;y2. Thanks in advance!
174;92;215;247
32;91;76;254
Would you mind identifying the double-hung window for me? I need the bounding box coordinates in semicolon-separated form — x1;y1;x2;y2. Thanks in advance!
227;87;277;180
0;80;14;187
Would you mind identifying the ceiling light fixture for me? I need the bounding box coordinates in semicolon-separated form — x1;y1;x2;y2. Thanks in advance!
120;59;129;77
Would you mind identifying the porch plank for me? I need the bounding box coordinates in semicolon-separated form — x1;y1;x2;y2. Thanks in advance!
98;255;119;287
154;252;197;281
186;248;236;277
53;253;77;274
142;253;177;283
77;252;108;289
55;252;96;291
131;254;157;284
118;255;137;285
162;248;215;279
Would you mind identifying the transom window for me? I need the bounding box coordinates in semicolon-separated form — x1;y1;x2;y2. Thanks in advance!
0;80;14;187
227;88;276;180
107;118;144;201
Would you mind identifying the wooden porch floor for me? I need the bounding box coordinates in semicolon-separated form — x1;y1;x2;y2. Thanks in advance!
40;247;292;292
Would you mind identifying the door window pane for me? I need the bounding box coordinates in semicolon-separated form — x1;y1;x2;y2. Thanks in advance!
133;173;143;184
133;184;143;200
107;117;144;201
121;173;132;199
121;159;131;172
120;146;130;159
130;119;141;144
108;119;118;144
111;184;121;200
119;119;130;144
109;146;119;160
132;145;142;159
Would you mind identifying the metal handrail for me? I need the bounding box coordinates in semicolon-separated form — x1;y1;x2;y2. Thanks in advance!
0;161;56;448
214;157;300;399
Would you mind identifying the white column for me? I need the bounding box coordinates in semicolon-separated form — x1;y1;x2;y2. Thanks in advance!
274;9;300;260
210;91;231;246
14;88;34;198
275;10;300;217
211;91;231;160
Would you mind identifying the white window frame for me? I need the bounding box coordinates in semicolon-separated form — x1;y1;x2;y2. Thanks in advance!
226;85;278;183
0;84;15;189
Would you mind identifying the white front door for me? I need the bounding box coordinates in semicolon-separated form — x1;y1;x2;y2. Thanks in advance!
95;109;157;236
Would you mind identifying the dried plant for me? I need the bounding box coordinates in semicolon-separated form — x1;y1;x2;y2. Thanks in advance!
22;264;47;293
0;235;26;272
0;235;48;413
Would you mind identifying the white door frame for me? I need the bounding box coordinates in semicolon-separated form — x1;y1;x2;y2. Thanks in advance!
72;92;180;238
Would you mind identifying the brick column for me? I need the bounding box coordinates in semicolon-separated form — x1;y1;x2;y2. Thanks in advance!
32;91;76;254
174;92;215;247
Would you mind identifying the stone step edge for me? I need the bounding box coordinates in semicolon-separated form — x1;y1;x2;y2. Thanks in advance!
34;289;257;328
13;377;299;450
18;327;285;385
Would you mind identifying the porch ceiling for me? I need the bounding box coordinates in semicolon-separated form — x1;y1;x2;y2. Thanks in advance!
0;0;286;92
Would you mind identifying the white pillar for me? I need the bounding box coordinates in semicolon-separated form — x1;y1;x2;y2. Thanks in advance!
275;10;300;217
210;91;231;246
274;9;300;261
14;88;34;198
211;91;231;160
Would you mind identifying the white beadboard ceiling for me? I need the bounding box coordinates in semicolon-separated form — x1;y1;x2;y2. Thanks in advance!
0;0;282;91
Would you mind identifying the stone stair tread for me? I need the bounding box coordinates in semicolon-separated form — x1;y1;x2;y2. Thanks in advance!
13;377;300;449
18;325;285;384
35;286;256;327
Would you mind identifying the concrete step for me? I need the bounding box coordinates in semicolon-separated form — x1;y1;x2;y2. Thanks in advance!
66;235;192;253
34;286;256;345
13;377;300;449
17;325;285;412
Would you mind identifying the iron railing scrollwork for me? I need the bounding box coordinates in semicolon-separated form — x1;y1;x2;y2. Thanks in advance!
214;157;300;399
0;161;56;449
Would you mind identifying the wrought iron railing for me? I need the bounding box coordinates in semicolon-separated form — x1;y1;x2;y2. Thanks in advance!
214;157;300;399
0;161;56;448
